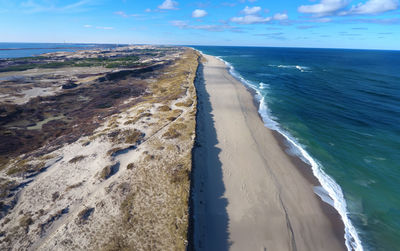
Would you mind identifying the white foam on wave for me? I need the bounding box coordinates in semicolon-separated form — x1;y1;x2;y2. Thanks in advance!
259;82;269;90
213;55;363;251
269;64;310;72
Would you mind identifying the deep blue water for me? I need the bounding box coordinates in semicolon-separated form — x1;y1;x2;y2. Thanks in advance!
193;46;400;251
0;42;120;58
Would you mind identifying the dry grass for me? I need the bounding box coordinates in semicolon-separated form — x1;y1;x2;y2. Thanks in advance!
162;122;189;140
76;207;95;225
51;192;60;202
124;129;143;145
126;163;135;170
40;154;57;161
100;165;112;180
175;99;193;107
97;48;199;250
0;157;10;171
68;155;87;164
66;181;84;191
19;215;34;232
0;48;199;251
107;147;122;157
166;109;183;122
0;179;17;198
123;113;152;125
6;161;45;176
157;105;171;112
163;128;181;139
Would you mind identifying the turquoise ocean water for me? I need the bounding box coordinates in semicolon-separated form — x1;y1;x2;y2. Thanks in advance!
193;46;400;251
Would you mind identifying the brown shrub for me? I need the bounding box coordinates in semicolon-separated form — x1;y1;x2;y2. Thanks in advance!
124;129;143;145
175;99;193;107
163;128;180;139
76;207;94;225
100;165;112;180
66;181;84;191
51;192;60;202
158;105;171;112
107;147;122;156
68;155;87;164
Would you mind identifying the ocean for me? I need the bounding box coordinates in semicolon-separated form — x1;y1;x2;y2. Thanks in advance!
193;46;400;251
0;42;121;58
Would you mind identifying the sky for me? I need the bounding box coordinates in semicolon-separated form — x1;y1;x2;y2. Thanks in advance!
0;0;399;50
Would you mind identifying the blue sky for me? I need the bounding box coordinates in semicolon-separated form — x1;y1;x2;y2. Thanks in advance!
0;0;399;49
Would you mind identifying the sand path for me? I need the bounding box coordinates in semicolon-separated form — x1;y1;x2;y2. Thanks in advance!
192;54;346;251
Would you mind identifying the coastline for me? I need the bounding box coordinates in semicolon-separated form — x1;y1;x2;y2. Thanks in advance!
244;76;346;242
192;53;347;250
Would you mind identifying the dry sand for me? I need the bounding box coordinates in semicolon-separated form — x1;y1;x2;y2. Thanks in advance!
192;54;346;251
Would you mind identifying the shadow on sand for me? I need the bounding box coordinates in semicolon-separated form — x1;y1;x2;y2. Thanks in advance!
188;59;231;250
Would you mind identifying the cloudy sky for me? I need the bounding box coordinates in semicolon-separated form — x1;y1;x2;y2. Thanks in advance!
0;0;399;49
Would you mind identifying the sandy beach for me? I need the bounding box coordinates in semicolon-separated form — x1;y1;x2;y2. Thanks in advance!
192;54;346;251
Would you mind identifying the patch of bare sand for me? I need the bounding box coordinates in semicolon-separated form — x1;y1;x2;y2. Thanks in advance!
193;54;346;251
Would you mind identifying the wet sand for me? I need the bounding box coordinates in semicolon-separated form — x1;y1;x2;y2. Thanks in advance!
192;54;346;251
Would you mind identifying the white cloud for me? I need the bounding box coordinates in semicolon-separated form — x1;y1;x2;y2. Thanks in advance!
242;6;261;15
298;0;348;16
145;8;151;12
20;0;92;13
170;20;188;28
96;26;113;30
192;9;207;18
230;14;272;24
158;0;178;10
298;0;399;17
191;25;229;31
171;20;243;32
114;11;128;17
313;17;332;22
230;10;288;24
341;0;399;15
114;11;143;18
83;24;92;28
273;12;288;20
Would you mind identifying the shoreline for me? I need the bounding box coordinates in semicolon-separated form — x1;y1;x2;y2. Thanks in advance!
192;53;347;250
244;78;346;243
214;52;363;250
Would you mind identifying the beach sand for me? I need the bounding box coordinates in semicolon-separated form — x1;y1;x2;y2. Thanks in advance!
192;54;346;251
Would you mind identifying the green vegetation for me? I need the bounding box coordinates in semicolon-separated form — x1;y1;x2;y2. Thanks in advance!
0;179;16;198
0;55;140;72
6;161;45;176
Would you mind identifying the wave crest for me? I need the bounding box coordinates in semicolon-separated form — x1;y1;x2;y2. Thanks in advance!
215;55;363;251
